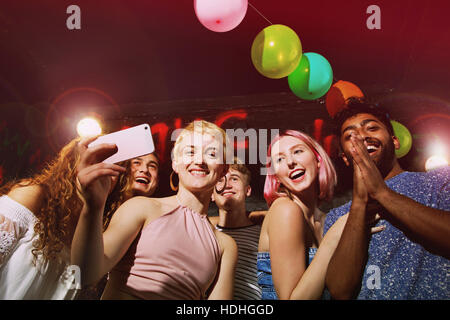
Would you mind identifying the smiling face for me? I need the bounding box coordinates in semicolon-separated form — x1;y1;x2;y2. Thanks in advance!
130;153;159;197
172;131;226;193
271;135;320;196
340;113;399;175
213;168;251;210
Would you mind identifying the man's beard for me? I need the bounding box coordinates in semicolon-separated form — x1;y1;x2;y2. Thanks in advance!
373;138;397;178
346;137;396;179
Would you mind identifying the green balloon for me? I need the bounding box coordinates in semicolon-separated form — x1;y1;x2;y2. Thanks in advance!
288;52;333;100
391;120;412;158
251;24;302;79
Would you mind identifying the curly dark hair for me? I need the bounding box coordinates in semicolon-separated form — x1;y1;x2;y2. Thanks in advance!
333;97;394;138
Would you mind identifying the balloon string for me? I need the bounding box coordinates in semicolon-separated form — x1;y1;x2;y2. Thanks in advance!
248;2;273;25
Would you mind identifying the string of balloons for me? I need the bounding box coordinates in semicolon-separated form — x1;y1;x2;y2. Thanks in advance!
193;0;412;158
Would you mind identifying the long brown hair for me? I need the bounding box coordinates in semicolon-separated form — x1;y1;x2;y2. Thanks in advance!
0;138;82;264
102;159;132;230
103;152;160;229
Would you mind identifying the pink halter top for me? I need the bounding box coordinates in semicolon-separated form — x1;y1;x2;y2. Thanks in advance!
110;205;221;300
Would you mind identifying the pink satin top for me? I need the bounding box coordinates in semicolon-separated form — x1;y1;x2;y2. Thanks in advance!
110;205;221;300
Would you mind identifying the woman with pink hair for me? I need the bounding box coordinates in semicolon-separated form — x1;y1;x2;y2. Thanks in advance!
257;130;382;299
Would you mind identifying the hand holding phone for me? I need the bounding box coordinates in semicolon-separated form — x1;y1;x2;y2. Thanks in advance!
76;136;126;209
88;124;156;164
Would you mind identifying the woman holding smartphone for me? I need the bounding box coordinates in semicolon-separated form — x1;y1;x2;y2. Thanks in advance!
72;120;237;299
77;152;161;299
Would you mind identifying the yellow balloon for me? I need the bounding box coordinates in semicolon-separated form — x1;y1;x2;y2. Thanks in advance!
251;24;302;79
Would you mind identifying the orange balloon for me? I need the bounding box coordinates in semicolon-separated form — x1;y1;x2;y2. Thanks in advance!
325;80;364;118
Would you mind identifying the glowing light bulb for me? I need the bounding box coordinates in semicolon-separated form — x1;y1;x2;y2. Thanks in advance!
77;117;102;137
425;155;448;171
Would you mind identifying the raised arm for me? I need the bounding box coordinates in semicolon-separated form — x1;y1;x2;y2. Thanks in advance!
325;153;376;300
351;134;450;259
72;196;148;285
371;187;450;259
71;136;139;286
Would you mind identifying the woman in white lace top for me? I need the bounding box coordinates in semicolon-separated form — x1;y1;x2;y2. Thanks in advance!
0;137;120;299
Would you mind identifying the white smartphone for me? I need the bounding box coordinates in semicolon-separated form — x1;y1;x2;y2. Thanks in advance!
88;124;155;164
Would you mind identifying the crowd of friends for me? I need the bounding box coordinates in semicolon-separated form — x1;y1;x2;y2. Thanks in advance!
0;99;448;300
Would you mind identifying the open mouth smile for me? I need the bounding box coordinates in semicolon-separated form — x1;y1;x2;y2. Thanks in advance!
289;169;305;181
221;191;235;197
364;139;381;155
189;169;209;177
135;176;150;185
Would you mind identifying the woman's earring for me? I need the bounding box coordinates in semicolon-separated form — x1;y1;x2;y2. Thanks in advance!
215;175;227;194
170;171;179;192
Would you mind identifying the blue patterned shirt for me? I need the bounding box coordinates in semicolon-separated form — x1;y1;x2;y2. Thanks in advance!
324;166;450;299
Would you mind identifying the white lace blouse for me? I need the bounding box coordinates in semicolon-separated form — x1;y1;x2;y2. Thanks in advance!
0;195;79;299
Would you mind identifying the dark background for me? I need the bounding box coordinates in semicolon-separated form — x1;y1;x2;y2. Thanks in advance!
1;0;449;211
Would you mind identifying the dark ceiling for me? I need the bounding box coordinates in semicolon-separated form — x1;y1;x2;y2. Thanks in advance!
1;0;450;104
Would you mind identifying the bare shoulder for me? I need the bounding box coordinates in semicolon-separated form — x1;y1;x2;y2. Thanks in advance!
7;184;45;214
107;196;159;227
266;197;306;235
119;196;173;219
214;229;238;256
120;195;161;209
124;195;179;227
269;197;303;219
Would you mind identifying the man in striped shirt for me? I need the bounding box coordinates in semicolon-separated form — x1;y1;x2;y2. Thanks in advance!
210;161;264;300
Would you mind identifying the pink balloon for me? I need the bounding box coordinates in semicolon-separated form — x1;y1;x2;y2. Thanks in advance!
194;0;248;32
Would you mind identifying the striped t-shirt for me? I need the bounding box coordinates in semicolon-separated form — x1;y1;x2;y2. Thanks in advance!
216;223;262;300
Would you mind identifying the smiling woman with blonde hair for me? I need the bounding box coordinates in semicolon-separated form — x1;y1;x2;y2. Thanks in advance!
72;120;237;300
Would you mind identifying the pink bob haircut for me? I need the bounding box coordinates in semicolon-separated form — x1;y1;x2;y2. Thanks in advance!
263;130;337;206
